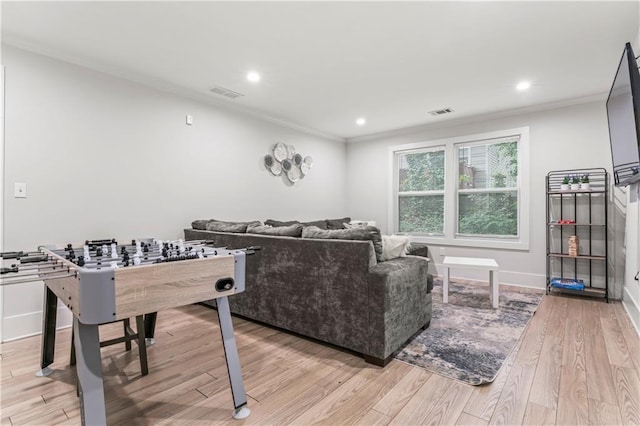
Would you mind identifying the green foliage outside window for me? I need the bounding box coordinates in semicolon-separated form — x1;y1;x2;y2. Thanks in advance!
398;149;445;234
399;150;445;191
489;141;518;187
458;192;518;236
399;195;444;234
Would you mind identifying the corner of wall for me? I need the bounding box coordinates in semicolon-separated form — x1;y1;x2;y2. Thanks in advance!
623;288;640;337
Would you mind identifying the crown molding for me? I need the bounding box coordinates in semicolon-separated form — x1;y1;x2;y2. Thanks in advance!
346;93;607;144
3;35;608;146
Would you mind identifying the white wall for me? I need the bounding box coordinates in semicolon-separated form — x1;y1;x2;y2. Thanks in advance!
1;45;348;341
346;101;624;295
622;184;639;332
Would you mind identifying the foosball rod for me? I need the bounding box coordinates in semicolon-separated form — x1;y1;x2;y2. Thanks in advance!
0;250;42;259
4;260;65;271
1;265;73;278
0;272;76;286
2;265;71;276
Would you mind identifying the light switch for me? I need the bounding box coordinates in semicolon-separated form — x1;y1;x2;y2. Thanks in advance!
14;182;27;198
186;114;193;125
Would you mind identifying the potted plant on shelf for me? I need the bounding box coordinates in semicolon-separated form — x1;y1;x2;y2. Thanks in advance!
580;174;590;190
561;175;570;191
570;175;581;190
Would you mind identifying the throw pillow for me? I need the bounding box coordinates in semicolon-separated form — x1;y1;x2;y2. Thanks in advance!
300;220;328;229
265;219;300;227
326;217;351;230
205;220;261;233
381;235;412;261
302;225;383;261
247;223;303;237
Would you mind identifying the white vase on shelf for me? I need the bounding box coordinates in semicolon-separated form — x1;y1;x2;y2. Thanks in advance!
581;182;590;190
570;183;580;190
560;184;569;191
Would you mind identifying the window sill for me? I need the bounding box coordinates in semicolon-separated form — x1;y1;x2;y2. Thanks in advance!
406;235;530;251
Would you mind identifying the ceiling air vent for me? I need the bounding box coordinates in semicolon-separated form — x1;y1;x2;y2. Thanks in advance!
428;107;453;116
210;86;244;100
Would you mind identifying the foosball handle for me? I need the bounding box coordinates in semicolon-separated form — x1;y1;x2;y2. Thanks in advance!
0;251;25;259
1;266;19;275
20;255;48;264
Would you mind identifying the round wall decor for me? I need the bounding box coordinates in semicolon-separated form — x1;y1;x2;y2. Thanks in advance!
265;143;311;184
273;143;287;162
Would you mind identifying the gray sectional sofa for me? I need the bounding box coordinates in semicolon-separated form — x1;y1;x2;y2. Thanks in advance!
184;223;433;366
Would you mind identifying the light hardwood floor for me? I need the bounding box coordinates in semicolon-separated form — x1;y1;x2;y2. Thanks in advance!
1;294;639;425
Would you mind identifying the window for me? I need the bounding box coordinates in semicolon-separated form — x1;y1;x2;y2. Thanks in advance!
389;127;529;250
457;139;519;237
397;148;445;235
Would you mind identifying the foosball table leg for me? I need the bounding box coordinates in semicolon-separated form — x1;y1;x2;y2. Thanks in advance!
216;296;250;420
73;318;107;425
37;287;58;377
144;312;157;346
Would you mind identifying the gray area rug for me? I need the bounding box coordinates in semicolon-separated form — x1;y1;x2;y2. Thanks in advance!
394;278;543;386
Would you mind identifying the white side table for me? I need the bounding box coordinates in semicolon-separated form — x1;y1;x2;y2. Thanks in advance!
442;256;500;309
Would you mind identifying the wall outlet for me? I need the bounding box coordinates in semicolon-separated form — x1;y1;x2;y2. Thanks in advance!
14;182;27;198
439;247;445;256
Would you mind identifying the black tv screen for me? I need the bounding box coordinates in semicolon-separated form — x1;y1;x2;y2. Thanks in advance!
606;42;640;186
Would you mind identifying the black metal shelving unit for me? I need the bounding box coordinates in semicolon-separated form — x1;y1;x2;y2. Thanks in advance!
545;168;609;302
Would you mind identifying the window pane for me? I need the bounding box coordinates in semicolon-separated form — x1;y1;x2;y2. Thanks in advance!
457;141;518;189
488;141;518;188
399;195;444;234
458;192;518;236
399;150;445;192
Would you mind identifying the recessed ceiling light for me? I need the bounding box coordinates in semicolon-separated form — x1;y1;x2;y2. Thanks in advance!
247;71;261;83
516;81;531;91
356;117;366;126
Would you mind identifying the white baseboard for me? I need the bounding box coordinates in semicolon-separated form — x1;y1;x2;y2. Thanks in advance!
622;287;640;337
1;306;73;343
433;264;626;299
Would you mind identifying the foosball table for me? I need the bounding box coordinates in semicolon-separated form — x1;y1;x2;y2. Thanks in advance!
1;239;254;425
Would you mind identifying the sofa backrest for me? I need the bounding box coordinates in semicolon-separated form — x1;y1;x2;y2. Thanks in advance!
184;229;377;269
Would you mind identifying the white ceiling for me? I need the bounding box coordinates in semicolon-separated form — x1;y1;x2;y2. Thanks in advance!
2;1;638;141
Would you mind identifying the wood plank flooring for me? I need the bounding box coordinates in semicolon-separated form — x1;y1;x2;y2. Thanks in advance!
1;294;639;425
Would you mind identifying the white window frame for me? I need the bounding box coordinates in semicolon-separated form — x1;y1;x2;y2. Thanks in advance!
388;127;530;251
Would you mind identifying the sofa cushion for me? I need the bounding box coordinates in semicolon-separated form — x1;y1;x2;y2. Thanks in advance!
265;219;300;227
326;217;351;230
302;225;383;261
206;220;261;233
192;219;214;230
266;219;329;229
301;220;328;229
247;223;303;237
406;243;429;259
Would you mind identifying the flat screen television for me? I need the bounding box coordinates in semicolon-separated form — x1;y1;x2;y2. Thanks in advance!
606;42;640;186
